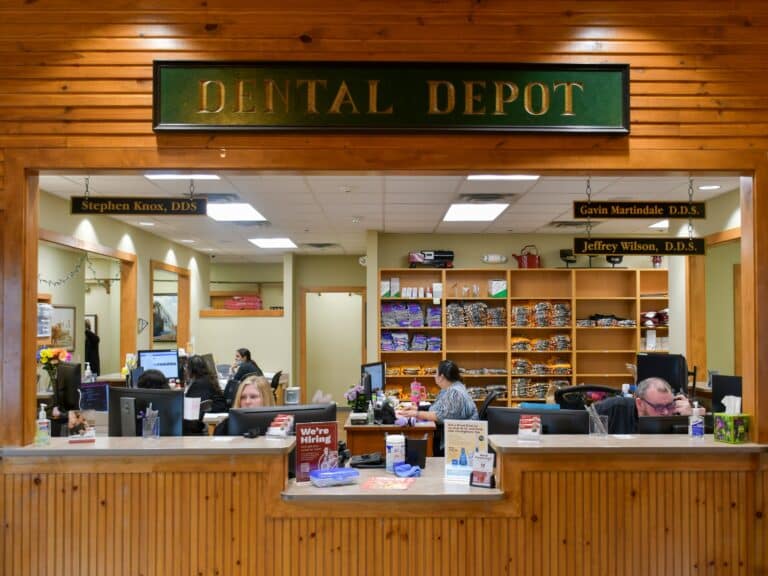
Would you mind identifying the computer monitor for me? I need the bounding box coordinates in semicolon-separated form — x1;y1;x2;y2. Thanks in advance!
137;348;180;381
55;361;82;412
487;407;589;435
711;375;742;413
227;403;337;436
636;415;691;434
637;353;689;395
362;362;385;397
107;386;183;436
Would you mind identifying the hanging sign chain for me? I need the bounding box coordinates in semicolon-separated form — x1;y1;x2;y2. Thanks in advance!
189;179;195;200
585;176;593;240
687;177;695;240
84;176;90;199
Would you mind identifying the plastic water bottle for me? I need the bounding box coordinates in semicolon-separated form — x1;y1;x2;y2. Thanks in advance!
689;401;705;439
83;362;93;383
367;401;374;425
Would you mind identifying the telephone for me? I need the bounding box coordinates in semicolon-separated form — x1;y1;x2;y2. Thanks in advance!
350;452;385;468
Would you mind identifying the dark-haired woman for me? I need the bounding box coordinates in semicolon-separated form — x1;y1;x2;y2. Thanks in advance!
230;348;263;383
398;360;478;455
184;355;227;434
399;359;478;424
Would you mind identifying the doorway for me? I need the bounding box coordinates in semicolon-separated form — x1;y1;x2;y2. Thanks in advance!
301;288;366;404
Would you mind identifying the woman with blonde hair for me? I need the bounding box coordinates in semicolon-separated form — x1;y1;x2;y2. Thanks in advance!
233;374;275;409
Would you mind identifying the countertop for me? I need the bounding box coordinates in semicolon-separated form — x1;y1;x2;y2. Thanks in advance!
282;457;503;502
2;436;296;457
489;434;766;454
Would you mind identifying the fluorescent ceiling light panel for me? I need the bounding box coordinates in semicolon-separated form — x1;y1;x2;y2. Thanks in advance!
249;238;297;249
144;173;220;180
207;203;266;222
138;221;155;227
649;219;669;230
698;185;721;191
180;239;195;244
443;203;509;222
466;174;539;181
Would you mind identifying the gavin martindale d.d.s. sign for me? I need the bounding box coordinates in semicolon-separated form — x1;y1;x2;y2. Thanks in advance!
153;61;629;133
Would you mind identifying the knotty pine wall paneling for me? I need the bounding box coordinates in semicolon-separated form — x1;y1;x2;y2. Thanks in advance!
1;1;768;443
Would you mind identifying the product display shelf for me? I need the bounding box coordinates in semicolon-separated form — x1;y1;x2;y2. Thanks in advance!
378;267;668;406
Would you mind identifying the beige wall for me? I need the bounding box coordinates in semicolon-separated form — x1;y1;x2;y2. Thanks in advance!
39;190;209;356
84;257;121;375
706;240;741;376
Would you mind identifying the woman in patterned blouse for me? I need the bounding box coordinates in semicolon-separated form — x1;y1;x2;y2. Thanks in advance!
399;360;479;424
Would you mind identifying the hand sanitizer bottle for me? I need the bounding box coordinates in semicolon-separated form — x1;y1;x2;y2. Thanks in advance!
689;401;705;439
35;404;51;446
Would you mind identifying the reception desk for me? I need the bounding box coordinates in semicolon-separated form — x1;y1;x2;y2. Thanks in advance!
2;435;766;575
344;414;436;455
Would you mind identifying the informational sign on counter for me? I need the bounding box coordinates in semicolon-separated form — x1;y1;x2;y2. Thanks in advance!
573;201;706;219
574;237;705;255
71;196;207;216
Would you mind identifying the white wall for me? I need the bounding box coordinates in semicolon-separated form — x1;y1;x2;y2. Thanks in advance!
84;257;121;374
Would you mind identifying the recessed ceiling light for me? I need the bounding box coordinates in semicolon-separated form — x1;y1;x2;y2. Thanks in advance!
466;174;539;181
138;221;155;227
202;248;215;252
443;203;509;222
649;219;669;230
698;185;721;191
180;239;196;244
144;173;220;180
248;238;297;249
351;216;361;224
207;203;266;222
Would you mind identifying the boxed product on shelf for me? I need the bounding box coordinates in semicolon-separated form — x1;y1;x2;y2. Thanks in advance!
511;357;532;375
391;332;409;351
380;280;391;297
488;279;507;298
486;306;506;327
410;333;428;351
390;277;401;297
511;336;532;351
426;336;442;351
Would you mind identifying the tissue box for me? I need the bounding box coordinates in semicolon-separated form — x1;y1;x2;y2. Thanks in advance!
713;413;750;444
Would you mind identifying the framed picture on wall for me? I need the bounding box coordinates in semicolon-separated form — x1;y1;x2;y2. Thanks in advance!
153;293;178;342
84;313;98;336
51;305;76;350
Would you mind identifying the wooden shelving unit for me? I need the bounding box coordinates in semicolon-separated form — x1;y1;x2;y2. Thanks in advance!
378;267;668;406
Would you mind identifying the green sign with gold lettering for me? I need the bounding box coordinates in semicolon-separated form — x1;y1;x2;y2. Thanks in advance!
153;61;629;133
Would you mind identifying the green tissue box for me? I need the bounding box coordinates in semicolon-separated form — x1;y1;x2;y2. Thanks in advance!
713;413;750;444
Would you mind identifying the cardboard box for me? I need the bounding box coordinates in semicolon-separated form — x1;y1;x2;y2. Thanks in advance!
488;280;507;298
713;413;750;444
380;280;391;298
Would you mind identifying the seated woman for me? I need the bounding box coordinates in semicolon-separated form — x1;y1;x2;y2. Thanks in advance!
215;375;275;435
223;348;264;407
136;369;168;389
184;355;227;434
397;359;478;454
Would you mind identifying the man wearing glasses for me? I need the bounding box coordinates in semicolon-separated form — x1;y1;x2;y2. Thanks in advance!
595;377;693;433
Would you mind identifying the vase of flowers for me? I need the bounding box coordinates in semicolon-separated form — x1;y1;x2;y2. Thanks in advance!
344;383;369;412
37;347;71;390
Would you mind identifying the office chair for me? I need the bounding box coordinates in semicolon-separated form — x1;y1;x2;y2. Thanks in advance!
199;399;213;414
636;353;697;397
270;370;283;402
216;363;231;379
478;390;501;420
555;385;621;410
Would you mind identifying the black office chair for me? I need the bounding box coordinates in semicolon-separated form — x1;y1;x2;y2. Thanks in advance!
478;390;501;420
270;370;283;402
636;353;697;396
555;385;621;410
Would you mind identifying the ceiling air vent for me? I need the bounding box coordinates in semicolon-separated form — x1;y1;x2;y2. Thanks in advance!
232;220;271;227
200;193;241;202
457;193;518;203
301;242;341;250
549;220;600;229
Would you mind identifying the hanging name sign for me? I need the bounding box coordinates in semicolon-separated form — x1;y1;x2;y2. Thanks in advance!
574;237;705;256
573;201;706;219
71;197;207;215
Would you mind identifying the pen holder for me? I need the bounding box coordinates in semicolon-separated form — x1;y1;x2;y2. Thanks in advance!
142;415;160;439
713;413;749;444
